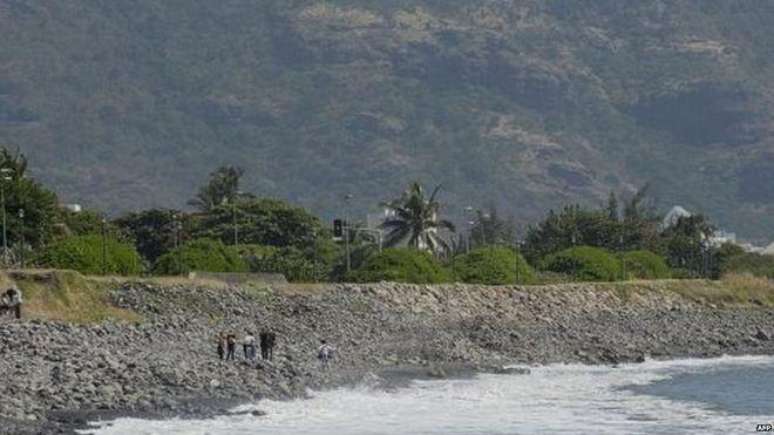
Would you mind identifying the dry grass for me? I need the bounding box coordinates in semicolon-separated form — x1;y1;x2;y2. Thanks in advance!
4;270;140;324
666;274;774;307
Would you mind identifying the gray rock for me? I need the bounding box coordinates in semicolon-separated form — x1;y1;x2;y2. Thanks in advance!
492;367;531;376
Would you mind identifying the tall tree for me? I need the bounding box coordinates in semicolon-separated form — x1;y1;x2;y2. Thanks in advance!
606;191;619;222
662;214;716;277
114;209;186;263
190;197;325;248
55;209;128;243
380;182;456;255
0;147;59;249
621;184;661;251
188;166;245;212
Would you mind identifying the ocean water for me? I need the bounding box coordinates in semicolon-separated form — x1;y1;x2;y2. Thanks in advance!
81;356;774;435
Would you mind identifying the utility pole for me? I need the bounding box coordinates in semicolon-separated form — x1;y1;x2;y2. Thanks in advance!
464;206;475;253
233;201;239;247
1;182;5;266
171;212;182;275
514;239;523;285
232;191;243;248
1;167;13;266
344;194;353;274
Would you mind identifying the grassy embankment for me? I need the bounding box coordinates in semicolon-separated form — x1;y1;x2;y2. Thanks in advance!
1;270;281;324
0;270;141;324
1;270;773;325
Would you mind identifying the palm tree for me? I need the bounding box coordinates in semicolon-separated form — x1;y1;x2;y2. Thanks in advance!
380;182;456;255
188;165;245;212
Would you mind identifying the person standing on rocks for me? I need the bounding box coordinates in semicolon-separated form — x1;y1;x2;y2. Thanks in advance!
317;339;336;370
226;333;237;361
216;333;225;360
260;330;276;361
1;287;23;320
243;331;256;361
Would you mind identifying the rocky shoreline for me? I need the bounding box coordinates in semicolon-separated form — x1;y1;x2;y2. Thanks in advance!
1;280;774;434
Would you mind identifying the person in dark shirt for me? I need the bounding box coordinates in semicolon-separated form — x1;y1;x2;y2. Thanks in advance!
260;330;276;361
226;333;237;361
0;287;22;320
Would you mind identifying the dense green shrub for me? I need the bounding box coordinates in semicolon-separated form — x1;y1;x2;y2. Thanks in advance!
721;253;774;279
347;248;450;284
622;250;671;279
36;235;143;276
452;247;535;285
153;238;247;275
541;246;622;282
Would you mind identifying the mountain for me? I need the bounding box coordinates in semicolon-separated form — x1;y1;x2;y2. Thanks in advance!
1;1;773;242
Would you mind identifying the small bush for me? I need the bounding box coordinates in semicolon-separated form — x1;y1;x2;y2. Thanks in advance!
622;250;671;279
347;248;450;284
452;247;535;285
153;238;247;275
36;235;143;276
542;246;622;282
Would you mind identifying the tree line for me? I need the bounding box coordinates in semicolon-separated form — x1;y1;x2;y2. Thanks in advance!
3;147;771;284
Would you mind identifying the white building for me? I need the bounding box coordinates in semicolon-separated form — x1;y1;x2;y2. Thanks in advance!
661;205;751;249
366;208;395;230
61;203;82;213
661;205;692;229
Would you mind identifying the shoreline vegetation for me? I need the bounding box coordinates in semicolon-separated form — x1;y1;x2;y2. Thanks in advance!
0;147;770;288
1;270;774;434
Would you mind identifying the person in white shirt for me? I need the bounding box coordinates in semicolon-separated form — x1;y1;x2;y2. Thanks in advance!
317;339;336;369
243;332;257;360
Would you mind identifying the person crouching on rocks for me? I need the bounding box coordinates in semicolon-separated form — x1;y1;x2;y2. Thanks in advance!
260;330;276;361
216;333;225;360
226;333;237;361
243;331;256;361
317;340;336;370
1;287;23;320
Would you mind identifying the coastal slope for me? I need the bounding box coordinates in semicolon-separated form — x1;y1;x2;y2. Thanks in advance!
1;272;773;434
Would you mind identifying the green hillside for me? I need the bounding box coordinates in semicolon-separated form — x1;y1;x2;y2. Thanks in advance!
1;1;773;241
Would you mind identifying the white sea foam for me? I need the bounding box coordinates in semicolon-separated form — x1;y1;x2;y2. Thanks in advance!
81;355;774;435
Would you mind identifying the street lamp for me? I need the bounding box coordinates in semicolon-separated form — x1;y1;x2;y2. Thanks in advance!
171;213;179;251
17;209;24;268
619;234;626;281
0;167;13;265
170;212;183;275
480;212;491;247
466;220;476;253
464;206;475;253
101;217;108;275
